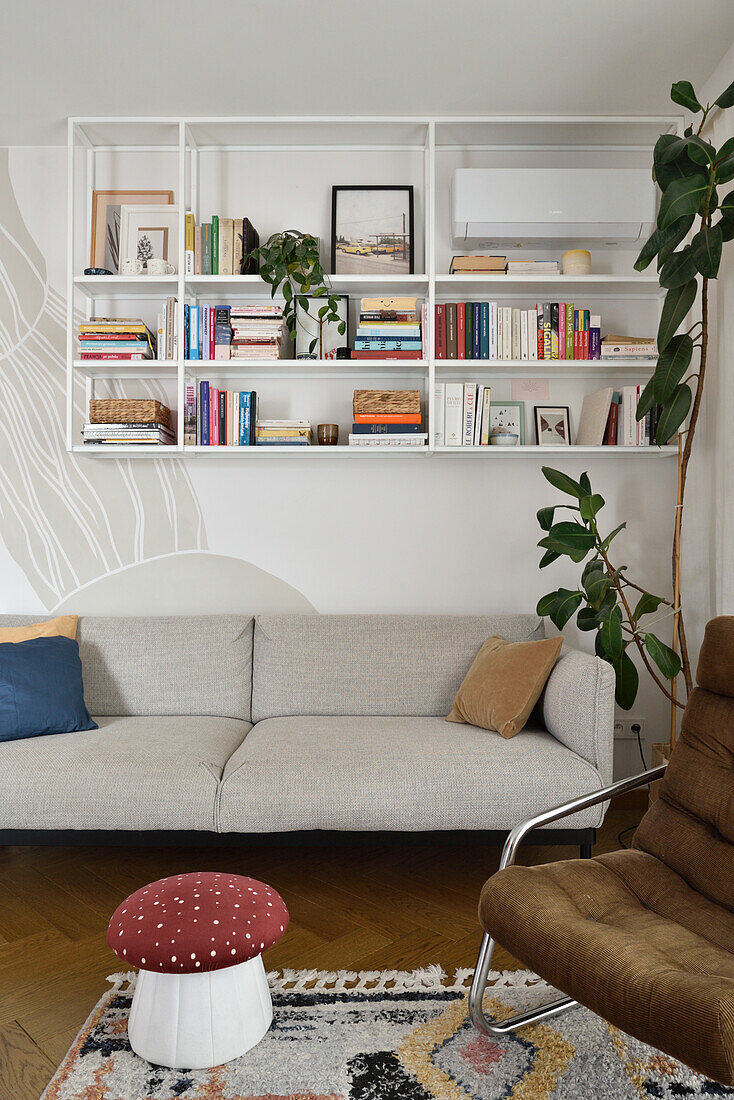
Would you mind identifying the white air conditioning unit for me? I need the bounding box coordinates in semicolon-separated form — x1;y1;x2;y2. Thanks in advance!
452;168;656;249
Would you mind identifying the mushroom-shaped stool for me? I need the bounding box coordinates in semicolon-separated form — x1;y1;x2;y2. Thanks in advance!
107;871;288;1069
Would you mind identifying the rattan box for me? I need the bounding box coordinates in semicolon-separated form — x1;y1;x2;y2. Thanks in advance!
89;399;171;427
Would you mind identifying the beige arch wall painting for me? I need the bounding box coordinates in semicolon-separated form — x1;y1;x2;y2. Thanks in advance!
0;149;312;616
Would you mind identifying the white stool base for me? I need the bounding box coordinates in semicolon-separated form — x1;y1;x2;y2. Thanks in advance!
128;954;272;1069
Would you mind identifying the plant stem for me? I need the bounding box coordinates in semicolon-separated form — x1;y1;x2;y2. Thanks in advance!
617;575;672;607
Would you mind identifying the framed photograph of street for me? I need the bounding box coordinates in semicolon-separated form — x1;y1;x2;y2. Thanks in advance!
89;190;173;272
331;186;414;274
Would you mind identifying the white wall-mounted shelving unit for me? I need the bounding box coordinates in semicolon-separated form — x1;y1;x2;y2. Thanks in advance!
67;114;682;458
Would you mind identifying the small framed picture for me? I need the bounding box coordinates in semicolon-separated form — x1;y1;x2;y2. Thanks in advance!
294;294;349;359
331;186;414;274
534;405;571;445
489;402;525;445
119;204;179;272
89;190;173;272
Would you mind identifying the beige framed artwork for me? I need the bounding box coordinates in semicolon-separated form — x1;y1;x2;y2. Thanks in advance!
89;190;173;272
119;204;180;273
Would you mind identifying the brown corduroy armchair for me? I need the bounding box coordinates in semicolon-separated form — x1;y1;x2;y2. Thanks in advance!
469;615;734;1086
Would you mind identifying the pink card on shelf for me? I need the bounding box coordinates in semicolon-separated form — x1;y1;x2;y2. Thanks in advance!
512;378;550;401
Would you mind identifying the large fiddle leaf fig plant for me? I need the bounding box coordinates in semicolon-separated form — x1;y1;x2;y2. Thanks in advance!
537;77;734;712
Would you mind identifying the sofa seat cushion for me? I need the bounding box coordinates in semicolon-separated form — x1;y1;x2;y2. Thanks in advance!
217;716;604;833
478;848;734;1084
0;716;251;831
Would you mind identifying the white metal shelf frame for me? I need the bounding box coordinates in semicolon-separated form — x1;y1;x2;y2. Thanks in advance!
67;113;682;457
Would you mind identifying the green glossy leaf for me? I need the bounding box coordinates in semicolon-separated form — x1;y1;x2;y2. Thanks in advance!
690;224;722;277
577;607;600;632
536;592;559;617
544;521;597;553
612;648;640;710
634;593;664;620
659;246;698;288
579;471;592;495
714;154;734;184
655;384;692;444
660;134;715;167
579;493;604;521
600;606;623;660
716;80;734;109
537;506;556;531
539;548;560;569
650;334;694;405
657;280;698;351
655;151;702;191
634;215;694;271
671;80;702;112
549;589;583;630
719;216;734;243
645;632;682;678
582;558;604;584
600;522;626;552
657;174;708;229
541;467;585;498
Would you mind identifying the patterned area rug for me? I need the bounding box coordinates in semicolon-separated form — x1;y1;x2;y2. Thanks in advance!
41;968;731;1099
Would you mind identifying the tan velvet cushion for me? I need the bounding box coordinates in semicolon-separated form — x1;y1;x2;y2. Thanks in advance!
446;634;563;738
0;615;78;643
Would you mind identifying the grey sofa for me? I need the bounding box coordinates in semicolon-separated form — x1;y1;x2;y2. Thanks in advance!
0;613;615;846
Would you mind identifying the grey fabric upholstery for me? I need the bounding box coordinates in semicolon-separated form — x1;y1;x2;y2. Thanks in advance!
540;647;616;782
0;715;251;831
0;614;254;720
251;614;544;721
217;716;604;833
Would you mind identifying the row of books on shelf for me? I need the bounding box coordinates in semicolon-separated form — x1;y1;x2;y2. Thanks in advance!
183;383;313;446
184;304;285;361
349;389;426;447
184;214;259;276
78;318;158;361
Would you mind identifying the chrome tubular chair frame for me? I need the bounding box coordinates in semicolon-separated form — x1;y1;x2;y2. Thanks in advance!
468;763;667;1036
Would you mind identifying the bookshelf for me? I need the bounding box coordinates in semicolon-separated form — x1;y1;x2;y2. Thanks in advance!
67;114;682;458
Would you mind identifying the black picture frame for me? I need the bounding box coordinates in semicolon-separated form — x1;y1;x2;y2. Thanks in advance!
331;185;415;274
534;405;572;446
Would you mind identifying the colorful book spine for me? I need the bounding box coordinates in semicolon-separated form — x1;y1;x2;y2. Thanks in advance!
565;303;574;359
537;305;544;360
185;212;195;276
214;306;231;360
355;338;422;350
202;223;212;275
543;303;551;359
472;304;481;359
590;315;601;360
435;304;446;358
446;303;457;359
558;302;566;360
200;381;210;446
480;302;489;359
189;306;199;359
489;303;498;360
550;303;559;359
352;422;424;435
465;303;473;359
211;215;219;275
456;302;466;360
194;226;202;275
184;383;196;445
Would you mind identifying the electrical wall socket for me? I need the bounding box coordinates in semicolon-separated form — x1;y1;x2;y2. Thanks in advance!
614;717;646;740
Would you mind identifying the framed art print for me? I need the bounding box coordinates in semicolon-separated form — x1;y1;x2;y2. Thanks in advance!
534;405;571;445
89;190;173;272
119;205;179;272
489;402;525;445
331;186;414;274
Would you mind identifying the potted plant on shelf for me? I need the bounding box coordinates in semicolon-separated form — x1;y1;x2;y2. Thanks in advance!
246;230;346;357
533;75;734;755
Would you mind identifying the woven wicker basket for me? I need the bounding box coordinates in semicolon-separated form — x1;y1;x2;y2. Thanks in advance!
89;399;170;426
353;389;421;416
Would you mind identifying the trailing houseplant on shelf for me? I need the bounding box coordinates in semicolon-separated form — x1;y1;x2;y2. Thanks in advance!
535;76;734;730
247;230;345;357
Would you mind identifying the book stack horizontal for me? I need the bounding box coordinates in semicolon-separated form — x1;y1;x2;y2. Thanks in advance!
78;318;156;361
350;389;426;447
256;420;312;446
231;306;285;361
577;386;665;446
600;335;658;360
435;302;607;361
83;422;174;446
185;213;259;276
449;255;506;274
354;297;423;360
186;383;257;446
434;383;495;447
84;398;173;446
506;260;560;275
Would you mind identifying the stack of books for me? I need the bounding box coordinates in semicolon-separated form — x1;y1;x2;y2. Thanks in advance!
601;335;658;360
449;255;506;274
184;213;259;276
506;259;560;275
435;302;602;360
256;420;312;446
354;297;423;360
83;421;175;446
577;386;665;447
185;383;257;446
231;305;285;360
78;318;156;361
349;389;426;448
434;383;494;447
84;399;174;447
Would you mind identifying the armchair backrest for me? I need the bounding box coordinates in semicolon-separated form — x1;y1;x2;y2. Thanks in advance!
633;616;734;912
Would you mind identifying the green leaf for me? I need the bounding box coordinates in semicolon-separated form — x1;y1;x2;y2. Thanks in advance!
536;592;559;616
634;215;694;271
657;280;697;351
577;607;600;632
543;521;597;553
645;632;682;678
537;506;556;531
599;606;623;660
657;174;708;229
718;216;734;243
586;572;611;606
655;384;692;444
714;154;734;184
612;648;639;710
650;334;694;405
539;549;560;569
282;281;293;302
541;467;585;498
659;246;698;289
579;471;592;495
634;593;664;620
549;589;583;630
582;558;604;584
716;80;734;109
721;192;734;220
690;224;722;278
671;80;702;112
635;377;657;422
659;135;715;167
579;493;604;521
600;522;626;552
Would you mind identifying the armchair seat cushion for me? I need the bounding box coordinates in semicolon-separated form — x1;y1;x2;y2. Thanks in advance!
479;848;734;1084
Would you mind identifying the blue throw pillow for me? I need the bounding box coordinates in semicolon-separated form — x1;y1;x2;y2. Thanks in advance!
0;635;97;742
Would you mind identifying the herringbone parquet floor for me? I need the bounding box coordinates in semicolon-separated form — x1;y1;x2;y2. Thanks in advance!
0;793;644;1099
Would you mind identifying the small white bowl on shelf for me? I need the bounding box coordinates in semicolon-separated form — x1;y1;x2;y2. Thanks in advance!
489;431;519;447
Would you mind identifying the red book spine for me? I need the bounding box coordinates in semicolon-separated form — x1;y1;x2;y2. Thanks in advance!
210;387;218;445
604;402;619;445
79;352;149;360
456;302;466;360
558;302;566;360
435;304;446;358
353;413;422;424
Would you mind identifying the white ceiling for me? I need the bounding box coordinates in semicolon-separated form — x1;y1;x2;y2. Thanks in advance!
3;0;734;145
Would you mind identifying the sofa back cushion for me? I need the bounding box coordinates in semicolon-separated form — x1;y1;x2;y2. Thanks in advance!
252;614;544;720
0;615;254;720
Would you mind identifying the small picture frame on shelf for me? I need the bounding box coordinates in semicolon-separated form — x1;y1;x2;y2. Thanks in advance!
489;402;525;445
89;190;173;273
119;204;179;273
534;405;571;446
294;294;349;359
331;186;414;274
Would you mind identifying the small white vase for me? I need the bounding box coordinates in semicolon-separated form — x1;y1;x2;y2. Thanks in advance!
127;954;273;1068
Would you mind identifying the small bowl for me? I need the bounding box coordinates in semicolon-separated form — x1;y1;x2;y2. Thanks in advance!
489;431;519;447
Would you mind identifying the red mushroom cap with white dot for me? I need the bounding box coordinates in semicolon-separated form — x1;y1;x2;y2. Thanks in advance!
106;872;289;974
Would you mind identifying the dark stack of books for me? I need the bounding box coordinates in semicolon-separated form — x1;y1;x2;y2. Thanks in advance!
349;389;427;448
78;318;156;361
353;296;423;361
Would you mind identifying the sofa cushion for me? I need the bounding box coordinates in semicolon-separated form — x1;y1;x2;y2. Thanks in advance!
251;614;544;721
0;636;97;742
0;715;251;831
0;615;78;642
0;615;254;720
217;715;603;833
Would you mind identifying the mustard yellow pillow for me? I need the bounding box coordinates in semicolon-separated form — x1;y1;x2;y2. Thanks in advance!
0;615;78;643
446;634;563;738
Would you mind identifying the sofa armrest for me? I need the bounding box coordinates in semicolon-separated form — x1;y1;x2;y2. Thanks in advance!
540;646;616;784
